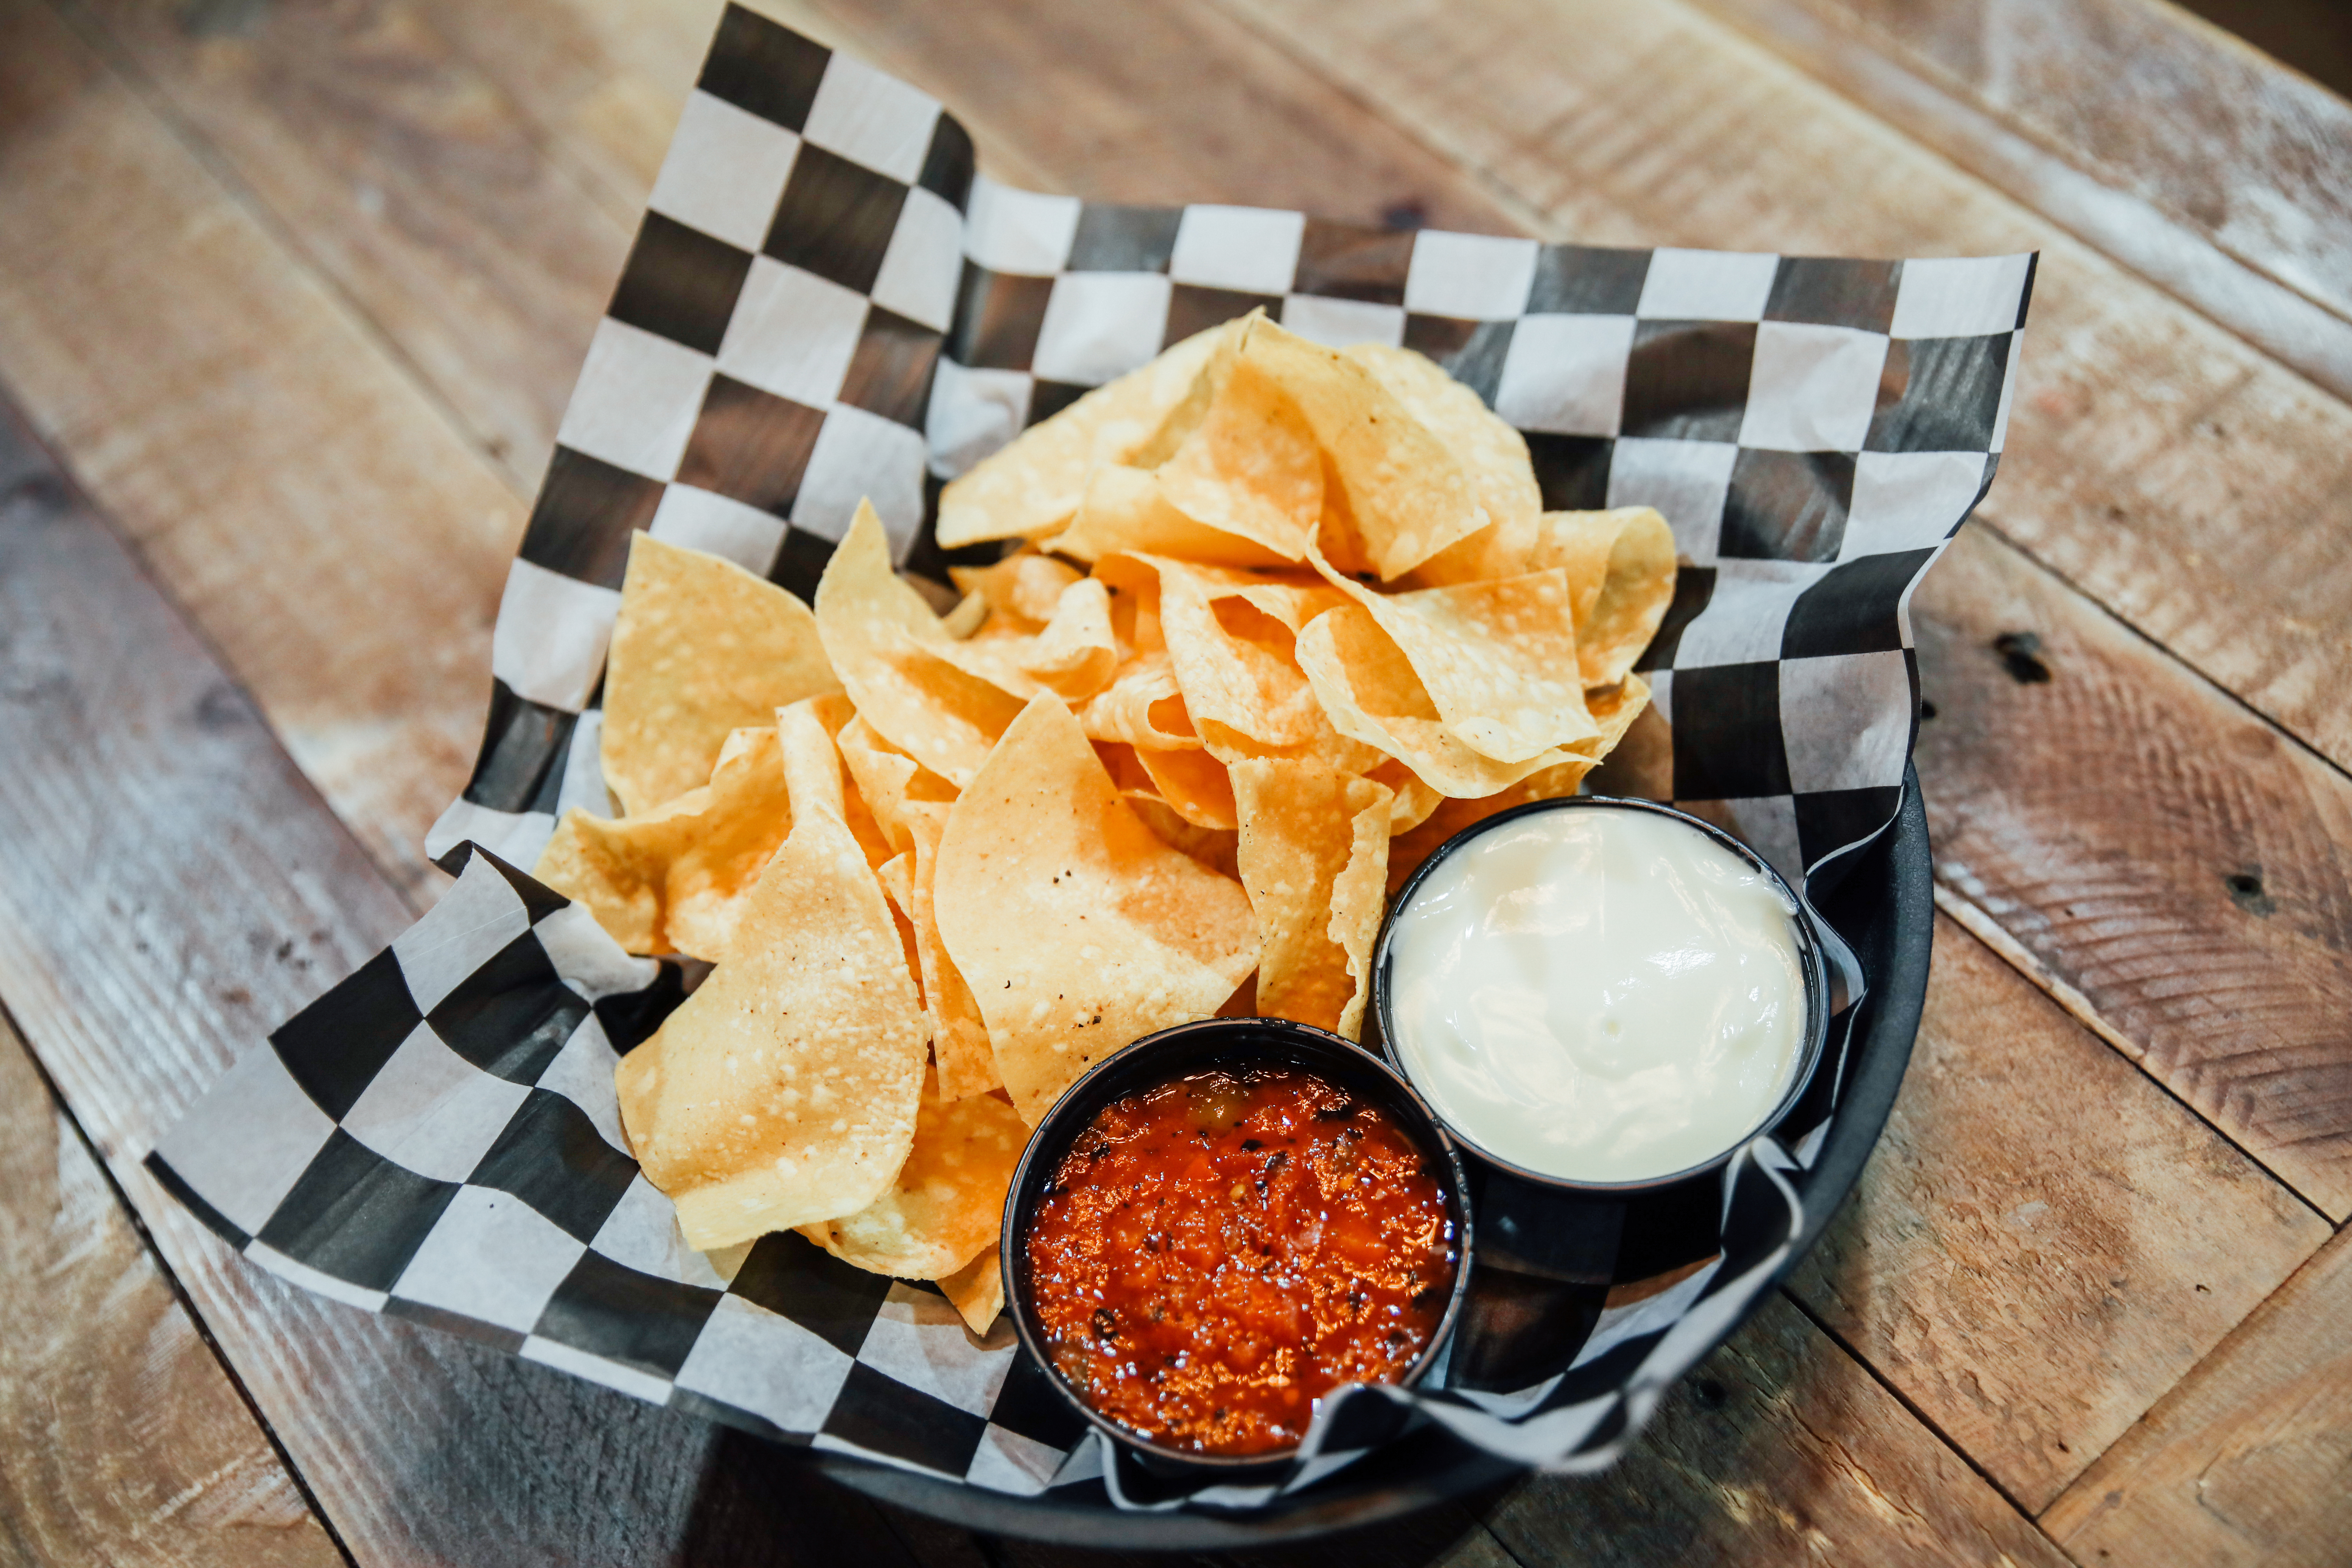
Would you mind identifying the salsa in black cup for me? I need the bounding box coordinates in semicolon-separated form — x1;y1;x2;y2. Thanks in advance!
1000;1018;1474;1483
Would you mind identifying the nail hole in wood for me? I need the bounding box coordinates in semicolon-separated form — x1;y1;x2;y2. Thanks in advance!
2225;869;2276;917
1991;631;2051;683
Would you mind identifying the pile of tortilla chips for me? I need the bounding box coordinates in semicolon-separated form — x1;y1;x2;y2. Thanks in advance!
535;313;1675;1333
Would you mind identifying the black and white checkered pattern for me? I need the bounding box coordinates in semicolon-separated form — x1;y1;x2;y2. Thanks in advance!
164;4;2036;1514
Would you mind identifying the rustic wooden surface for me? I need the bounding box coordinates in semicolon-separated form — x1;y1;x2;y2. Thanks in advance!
0;1011;343;1568
0;0;2346;1563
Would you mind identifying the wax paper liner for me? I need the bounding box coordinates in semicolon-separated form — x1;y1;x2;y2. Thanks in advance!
149;4;2032;1513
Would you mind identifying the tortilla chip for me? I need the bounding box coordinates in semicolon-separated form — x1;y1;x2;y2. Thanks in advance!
1043;462;1299;570
1114;553;1376;772
941;591;989;640
1384;673;1652;891
940;577;1121;704
834;714;958;856
816;502;1024;788
950;552;1084;631
1231;761;1393;1040
940;1249;1004;1335
1344;342;1540;546
535;725;791;959
935;323;1229;549
799;1070;1026;1279
1547;509;1678;688
1401;507;1676;688
1154;337;1321;561
903;804;999;1100
1307;537;1597;765
1078;650;1202;751
1368;756;1444;834
1125;794;1242;880
614;742;928;1251
1133;744;1238;830
663;727;798;960
600;533;840;817
1293;603;1570;797
933;696;1258;1123
1240;318;1487;581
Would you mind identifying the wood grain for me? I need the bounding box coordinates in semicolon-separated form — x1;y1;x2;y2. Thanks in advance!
2043;1225;2352;1568
0;0;523;905
1482;1296;2069;1568
1210;0;2352;781
1785;913;2330;1510
0;1011;344;1568
68;0;633;492
1690;0;2352;402
0;398;928;1567
1726;0;2352;325
1912;524;2352;1217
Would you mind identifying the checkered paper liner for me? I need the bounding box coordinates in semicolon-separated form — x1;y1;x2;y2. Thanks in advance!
149;5;2032;1513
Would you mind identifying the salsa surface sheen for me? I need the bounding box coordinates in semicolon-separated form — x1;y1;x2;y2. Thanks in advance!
1024;1065;1457;1456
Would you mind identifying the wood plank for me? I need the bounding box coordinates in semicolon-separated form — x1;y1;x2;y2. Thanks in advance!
1208;0;2352;782
0;398;934;1567
1784;913;2330;1511
1691;0;2352;401
1911;524;2352;1216
1726;0;2352;324
0;1011;345;1568
2043;1224;2352;1567
70;0;634;493
1480;1295;2071;1568
0;0;525;905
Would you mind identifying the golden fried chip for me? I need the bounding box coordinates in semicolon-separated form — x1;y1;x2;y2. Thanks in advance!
950;552;1084;631
1078;650;1202;751
1240;318;1487;581
614;727;928;1251
799;1069;1026;1279
1384;674;1652;891
903;804;999;1100
600;533;840;817
1133;744;1238;831
1111;553;1376;772
939;1248;1004;1335
934;696;1257;1123
935;323;1230;549
1545;509;1678;689
1344;342;1540;545
535;725;791;959
1401;507;1676;688
816;502;1024;788
1124;794;1242;880
1232;761;1393;1040
1368;756;1444;834
1293;604;1573;797
833;714;958;857
1154;337;1321;561
1307;536;1596;765
1043;463;1298;570
939;578;1121;704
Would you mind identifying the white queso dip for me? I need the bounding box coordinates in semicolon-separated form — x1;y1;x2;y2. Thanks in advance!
1385;806;1809;1185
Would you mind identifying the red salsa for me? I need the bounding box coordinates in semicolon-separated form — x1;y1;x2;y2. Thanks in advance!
1023;1066;1457;1456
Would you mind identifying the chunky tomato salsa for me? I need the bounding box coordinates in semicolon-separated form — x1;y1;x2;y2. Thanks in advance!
1024;1066;1458;1456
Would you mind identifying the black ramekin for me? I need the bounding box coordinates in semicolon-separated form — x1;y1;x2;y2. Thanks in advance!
1367;796;1830;1290
998;1016;1475;1484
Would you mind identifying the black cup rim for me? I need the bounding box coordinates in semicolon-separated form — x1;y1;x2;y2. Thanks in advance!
998;1017;1476;1477
1370;795;1832;1196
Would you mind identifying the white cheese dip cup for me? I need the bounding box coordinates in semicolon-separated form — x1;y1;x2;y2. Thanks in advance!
1369;798;1828;1316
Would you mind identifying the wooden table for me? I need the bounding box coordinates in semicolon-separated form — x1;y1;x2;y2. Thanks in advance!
4;0;2349;1562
